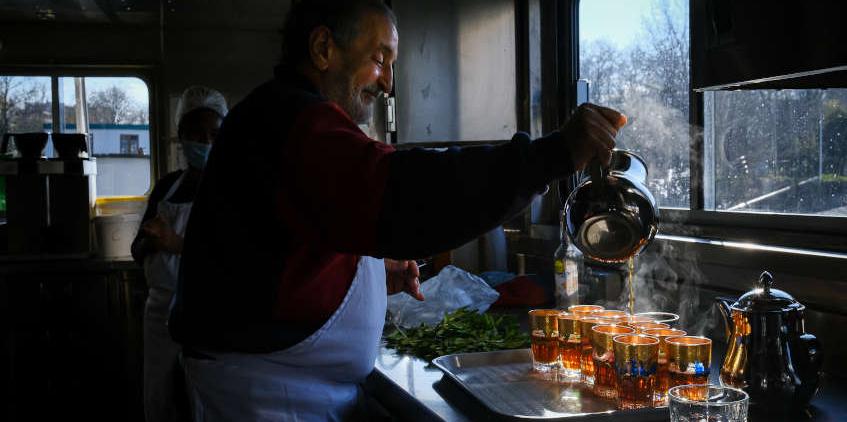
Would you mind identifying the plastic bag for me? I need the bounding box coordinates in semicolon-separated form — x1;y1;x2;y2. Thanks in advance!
387;265;500;328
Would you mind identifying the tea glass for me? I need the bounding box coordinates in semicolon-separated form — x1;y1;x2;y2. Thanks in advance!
669;384;749;422
631;321;671;333
613;334;660;410
577;316;610;385
529;309;561;373
557;312;582;381
667;336;712;388
568;304;604;317
590;324;635;399
635;311;680;326
643;328;687;405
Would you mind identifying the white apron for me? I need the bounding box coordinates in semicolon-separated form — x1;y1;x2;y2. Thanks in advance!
143;172;192;422
183;256;387;422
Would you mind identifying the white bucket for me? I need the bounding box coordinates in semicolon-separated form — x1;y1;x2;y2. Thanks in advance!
94;213;142;259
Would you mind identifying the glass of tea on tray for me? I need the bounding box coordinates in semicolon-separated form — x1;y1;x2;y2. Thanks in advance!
630;321;671;333
635;311;680;326
577;316;610;385
593;309;629;324
529;309;561;373
643;328;687;406
613;334;660;410
568;304;604;317
667;336;712;388
590;324;635;399
557;312;582;382
623;315;654;328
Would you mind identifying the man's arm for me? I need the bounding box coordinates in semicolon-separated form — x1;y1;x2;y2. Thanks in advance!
286;102;623;259
375;104;625;258
375;132;562;259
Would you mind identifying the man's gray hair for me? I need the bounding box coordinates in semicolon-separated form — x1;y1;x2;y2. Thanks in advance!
279;0;397;70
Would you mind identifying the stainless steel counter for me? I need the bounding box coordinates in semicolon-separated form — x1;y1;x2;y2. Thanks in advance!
369;344;847;421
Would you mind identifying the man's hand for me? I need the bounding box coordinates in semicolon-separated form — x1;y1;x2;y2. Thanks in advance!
559;103;627;171
141;215;184;254
385;259;424;301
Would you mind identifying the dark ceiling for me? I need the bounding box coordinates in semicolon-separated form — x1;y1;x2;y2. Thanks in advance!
0;0;290;30
0;0;159;24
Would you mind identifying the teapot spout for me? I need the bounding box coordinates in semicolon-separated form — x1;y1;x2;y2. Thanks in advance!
715;296;735;342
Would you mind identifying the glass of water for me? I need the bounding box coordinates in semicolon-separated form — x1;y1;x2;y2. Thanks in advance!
669;384;749;422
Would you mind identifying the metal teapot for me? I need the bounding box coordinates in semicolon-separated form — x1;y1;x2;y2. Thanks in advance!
716;271;823;411
563;149;659;263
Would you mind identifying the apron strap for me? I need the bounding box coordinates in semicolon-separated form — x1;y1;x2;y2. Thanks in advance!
162;171;188;203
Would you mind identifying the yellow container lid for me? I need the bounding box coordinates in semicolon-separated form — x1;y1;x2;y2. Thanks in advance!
96;195;148;205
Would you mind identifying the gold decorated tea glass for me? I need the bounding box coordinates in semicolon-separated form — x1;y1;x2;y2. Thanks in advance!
643;328;688;405
635;311;680;325
631;321;671;333
666;336;712;389
613;334;660;410
557;312;582;382
529;309;562;373
623;315;655;327
590;324;635;399
568;304;604;317
577;316;610;385
594;309;629;323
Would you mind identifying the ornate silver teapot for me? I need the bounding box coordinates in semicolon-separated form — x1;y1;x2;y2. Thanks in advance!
563;149;659;263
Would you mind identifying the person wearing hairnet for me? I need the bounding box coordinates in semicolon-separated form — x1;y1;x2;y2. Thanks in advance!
131;86;227;422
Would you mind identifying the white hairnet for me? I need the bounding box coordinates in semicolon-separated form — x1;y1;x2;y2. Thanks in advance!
175;85;228;128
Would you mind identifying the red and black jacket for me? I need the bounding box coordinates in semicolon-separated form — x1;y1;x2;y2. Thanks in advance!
170;69;574;353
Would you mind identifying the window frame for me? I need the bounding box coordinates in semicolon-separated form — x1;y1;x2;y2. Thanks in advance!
0;65;159;194
570;0;847;255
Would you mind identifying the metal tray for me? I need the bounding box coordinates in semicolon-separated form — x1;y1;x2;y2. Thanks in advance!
432;349;667;421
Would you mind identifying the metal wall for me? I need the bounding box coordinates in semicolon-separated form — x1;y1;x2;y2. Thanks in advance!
392;0;517;143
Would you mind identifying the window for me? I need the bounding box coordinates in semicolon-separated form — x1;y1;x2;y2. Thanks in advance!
0;76;52;219
0;76;53;156
704;89;847;217
79;77;151;197
120;134;140;155
579;0;690;209
1;75;151;198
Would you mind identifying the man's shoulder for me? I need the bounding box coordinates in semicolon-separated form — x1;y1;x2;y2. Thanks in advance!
229;77;326;119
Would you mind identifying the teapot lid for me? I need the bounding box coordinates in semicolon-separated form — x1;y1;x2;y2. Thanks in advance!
732;271;804;312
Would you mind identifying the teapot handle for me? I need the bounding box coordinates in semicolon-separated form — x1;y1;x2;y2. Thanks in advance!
588;159;606;198
793;333;823;405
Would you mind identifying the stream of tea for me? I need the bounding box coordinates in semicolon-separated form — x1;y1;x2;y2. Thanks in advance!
627;257;635;315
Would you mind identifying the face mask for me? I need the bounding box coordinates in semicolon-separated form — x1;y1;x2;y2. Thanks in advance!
183;141;211;170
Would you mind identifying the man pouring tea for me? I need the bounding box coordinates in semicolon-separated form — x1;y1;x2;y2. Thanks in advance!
170;0;626;419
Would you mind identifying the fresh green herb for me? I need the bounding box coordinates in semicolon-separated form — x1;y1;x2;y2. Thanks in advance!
385;307;530;363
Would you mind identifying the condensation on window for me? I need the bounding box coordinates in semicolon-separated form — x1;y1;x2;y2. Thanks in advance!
704;89;847;217
579;0;691;209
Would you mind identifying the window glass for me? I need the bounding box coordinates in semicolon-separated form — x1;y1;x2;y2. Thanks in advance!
0;76;52;217
392;0;517;142
579;0;690;208
0;76;52;155
82;77;151;197
704;89;847;217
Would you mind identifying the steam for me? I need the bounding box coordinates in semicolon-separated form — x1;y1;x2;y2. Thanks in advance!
588;241;718;338
614;92;703;208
